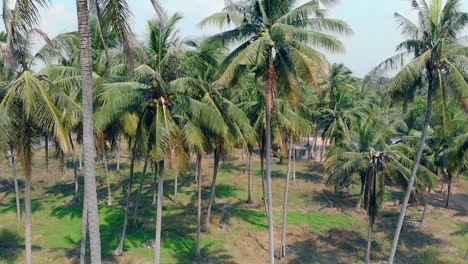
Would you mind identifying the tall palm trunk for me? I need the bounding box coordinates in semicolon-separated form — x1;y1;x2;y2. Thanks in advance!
74;155;80;200
247;149;253;204
76;0;102;262
24;165;32;264
113;148;136;256
116;135;121;171
445;172;452;208
154;160;164;264
132;155;149;228
195;153;202;258
265;62;275;264
174;171;178;202
44;135;49;171
293;143;296;185
389;87;433;264
80;193;88;264
204;149;220;232
280;136;293;258
152;161;157;206
260;141;268;217
103;153;112;206
10;145;21;223
419;191;429;226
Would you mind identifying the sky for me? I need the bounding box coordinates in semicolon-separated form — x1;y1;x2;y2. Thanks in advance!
2;0;467;77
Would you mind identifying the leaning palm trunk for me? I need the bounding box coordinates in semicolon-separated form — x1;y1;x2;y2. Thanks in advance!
265;63;275;264
154;160;164;264
195;153;202;258
10;145;21;223
80;193;87;264
113;150;136;256
132;155;149;229
204;149;220;232
280;136;293;258
260;139;268;218
76;0;102;262
103;153;112;206
388;89;433;264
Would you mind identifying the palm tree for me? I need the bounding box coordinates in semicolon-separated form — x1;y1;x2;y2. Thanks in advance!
376;1;468;262
75;0;102;262
1;2;75;263
202;1;351;261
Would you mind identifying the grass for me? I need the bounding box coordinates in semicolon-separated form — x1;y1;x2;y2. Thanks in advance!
286;210;358;233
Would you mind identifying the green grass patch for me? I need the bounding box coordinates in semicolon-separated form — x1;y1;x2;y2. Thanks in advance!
287;210;358;232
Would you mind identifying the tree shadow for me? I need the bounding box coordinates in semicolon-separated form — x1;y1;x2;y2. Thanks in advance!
50;203;82;220
311;189;357;212
44;181;79;199
219;202;268;230
0;178;24;200
0;197;43;214
375;211;443;262
0;229;23;262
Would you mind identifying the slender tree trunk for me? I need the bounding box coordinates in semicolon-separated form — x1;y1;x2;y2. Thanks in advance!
356;182;365;209
59;150;65;174
365;218;373;264
174;171;178;203
10;146;21;223
293;143;296;186
280;136;293;258
419;192;429;227
445;172;452;208
132;156;149;229
113;152;136;256
154;160;164;264
388;88;433;264
44;135;49;171
74;156;80;200
204;149;220;232
152;162;157;206
247;150;253;204
196;153;202;258
103;153;112;206
79;151;83;171
76;1;102;262
260;145;268;218
265;63;275;264
312;129;318;159
116;135;121;171
24;167;32;264
80;194;88;264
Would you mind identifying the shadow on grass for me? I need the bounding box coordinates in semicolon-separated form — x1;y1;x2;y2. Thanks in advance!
0;229;23;262
311;189;357;211
0;178;24;198
0;197;43;214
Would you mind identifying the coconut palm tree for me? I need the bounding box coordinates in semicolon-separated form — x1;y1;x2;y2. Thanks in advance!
75;0;102;262
202;1;351;261
376;1;468;262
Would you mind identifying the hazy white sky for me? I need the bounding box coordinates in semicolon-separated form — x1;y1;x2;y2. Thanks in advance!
2;0;467;77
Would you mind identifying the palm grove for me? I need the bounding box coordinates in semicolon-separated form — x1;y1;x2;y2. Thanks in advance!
0;0;466;263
